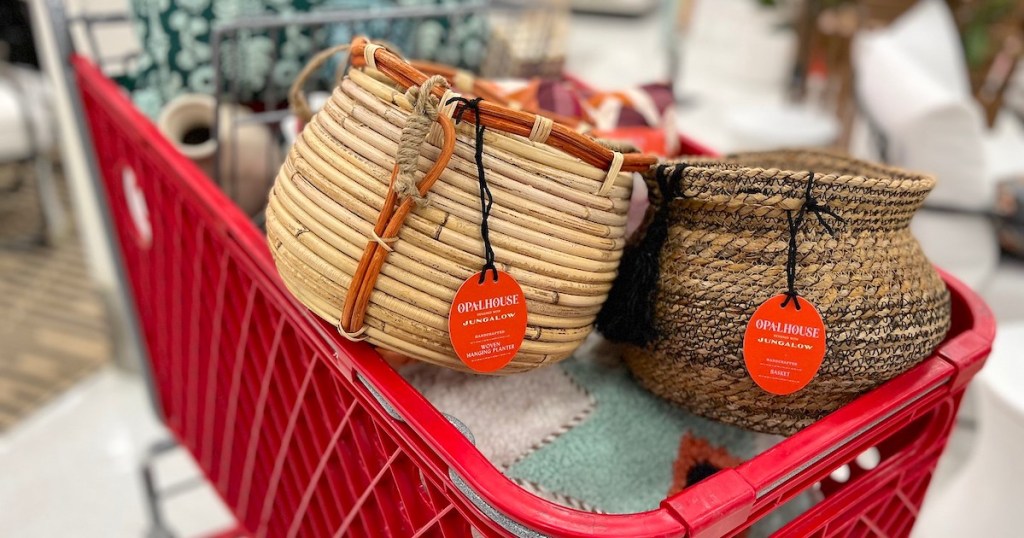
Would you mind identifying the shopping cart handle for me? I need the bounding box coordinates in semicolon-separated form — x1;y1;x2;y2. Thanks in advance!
661;469;756;538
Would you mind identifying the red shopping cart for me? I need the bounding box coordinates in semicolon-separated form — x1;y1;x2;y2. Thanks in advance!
51;5;995;538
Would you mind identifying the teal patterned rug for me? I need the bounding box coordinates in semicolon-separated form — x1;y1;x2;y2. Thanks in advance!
403;336;818;535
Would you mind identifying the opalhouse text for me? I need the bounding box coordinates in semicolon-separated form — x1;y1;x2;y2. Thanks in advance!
754;319;821;338
455;294;520;313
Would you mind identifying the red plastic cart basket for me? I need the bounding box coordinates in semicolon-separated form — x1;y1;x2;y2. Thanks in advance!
73;55;994;538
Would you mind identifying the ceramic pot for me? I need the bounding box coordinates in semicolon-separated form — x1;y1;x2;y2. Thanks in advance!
158;94;279;216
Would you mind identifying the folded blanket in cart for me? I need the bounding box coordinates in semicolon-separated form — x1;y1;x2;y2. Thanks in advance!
402;335;818;536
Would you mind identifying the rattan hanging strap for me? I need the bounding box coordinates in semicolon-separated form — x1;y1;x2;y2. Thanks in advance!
291;44;459;340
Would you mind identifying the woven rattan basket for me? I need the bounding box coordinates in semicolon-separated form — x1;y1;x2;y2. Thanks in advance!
268;38;655;373
598;150;951;434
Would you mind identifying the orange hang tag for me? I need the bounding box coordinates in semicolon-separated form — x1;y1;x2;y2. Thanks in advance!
448;270;528;373
742;294;827;395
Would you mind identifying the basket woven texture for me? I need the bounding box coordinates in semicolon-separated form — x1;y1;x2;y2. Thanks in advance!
267;39;655;373
607;150;951;434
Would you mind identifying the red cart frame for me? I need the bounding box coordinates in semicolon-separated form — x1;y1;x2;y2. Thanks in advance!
71;50;994;537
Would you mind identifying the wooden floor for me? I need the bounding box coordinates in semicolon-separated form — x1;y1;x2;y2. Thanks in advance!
0;164;111;432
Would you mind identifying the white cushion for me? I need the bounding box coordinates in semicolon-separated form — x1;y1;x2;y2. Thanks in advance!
853;0;998;288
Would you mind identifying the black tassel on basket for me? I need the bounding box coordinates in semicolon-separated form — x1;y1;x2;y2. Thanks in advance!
596;163;687;346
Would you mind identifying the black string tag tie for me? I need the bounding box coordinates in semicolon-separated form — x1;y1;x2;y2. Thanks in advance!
447;96;498;284
780;171;845;310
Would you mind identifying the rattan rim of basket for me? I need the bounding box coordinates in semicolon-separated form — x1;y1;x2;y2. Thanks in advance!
714;149;934;186
339;45;589;129
407;59;589;129
660;151;936;208
341;69;633;192
306;37;656;173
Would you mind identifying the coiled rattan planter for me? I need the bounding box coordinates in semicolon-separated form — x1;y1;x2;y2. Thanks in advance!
267;38;655;373
603;150;951;434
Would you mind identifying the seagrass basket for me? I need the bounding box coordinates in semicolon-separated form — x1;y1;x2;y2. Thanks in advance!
268;38;655;373
598;150;951;434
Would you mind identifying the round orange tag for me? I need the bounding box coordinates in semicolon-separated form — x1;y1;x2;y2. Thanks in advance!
448;270;528;373
742;294;827;395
